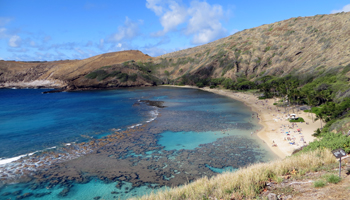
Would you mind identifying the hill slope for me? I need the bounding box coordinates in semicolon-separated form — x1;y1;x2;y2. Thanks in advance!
1;12;350;89
0;50;155;89
154;12;350;83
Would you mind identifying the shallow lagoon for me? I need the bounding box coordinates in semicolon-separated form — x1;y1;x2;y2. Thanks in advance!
0;87;278;199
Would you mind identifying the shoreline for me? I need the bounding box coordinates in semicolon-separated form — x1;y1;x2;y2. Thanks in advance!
162;85;321;159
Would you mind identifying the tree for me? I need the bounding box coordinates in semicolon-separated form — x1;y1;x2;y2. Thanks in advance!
315;112;324;128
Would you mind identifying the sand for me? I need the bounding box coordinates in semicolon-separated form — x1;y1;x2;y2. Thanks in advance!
162;85;321;159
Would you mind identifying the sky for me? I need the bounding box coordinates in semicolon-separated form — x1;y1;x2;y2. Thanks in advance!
1;0;350;61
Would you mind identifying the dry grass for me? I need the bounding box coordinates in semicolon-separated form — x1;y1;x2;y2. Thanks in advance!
134;149;335;200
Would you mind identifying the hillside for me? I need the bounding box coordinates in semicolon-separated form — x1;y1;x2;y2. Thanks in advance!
0;50;156;90
2;12;350;90
154;12;350;83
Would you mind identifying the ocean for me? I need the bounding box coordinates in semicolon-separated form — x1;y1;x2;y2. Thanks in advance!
0;87;277;199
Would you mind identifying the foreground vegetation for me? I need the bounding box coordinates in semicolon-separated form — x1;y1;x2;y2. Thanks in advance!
136;149;335;199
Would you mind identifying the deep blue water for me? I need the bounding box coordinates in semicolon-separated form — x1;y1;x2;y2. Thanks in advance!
0;88;154;159
0;87;277;200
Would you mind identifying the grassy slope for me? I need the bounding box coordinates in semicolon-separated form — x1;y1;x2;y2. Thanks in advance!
135;149;336;199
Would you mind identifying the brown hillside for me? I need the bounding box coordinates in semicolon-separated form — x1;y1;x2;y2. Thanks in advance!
2;12;350;88
40;50;152;80
156;12;350;81
0;50;152;88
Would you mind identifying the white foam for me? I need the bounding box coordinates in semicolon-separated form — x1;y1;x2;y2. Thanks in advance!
0;145;58;166
146;108;159;123
0;151;37;166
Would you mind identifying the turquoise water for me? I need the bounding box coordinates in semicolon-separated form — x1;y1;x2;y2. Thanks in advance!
0;87;277;199
159;131;235;151
205;164;238;173
0;179;166;200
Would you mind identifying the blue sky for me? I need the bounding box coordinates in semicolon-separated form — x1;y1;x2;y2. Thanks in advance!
1;0;350;61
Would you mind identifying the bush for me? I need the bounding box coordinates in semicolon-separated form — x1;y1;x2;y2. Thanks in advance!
164;70;170;76
129;73;138;82
85;70;108;80
289;117;305;122
196;82;205;88
109;70;121;77
325;174;341;184
117;73;129;82
302;132;350;153
314;180;326;188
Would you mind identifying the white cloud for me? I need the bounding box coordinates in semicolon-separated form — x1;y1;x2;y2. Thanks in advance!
186;1;228;44
143;46;168;57
152;1;187;36
331;4;350;14
109;17;141;42
146;0;164;16
74;48;86;56
147;0;230;44
9;35;21;47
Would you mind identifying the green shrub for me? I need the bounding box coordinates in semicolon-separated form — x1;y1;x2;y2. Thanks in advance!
284;30;295;36
325;174;341;184
85;72;98;79
117;73;129;82
164;70;170;76
129;73;138;82
341;64;350;75
196;82;204;88
85;70;110;81
109;70;121;77
302;132;350;153
313;180;326;188
289;117;305;122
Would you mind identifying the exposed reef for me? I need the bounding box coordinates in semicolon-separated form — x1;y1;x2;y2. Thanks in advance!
0;105;266;198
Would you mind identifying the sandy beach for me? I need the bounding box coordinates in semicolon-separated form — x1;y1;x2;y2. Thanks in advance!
163;85;321;159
